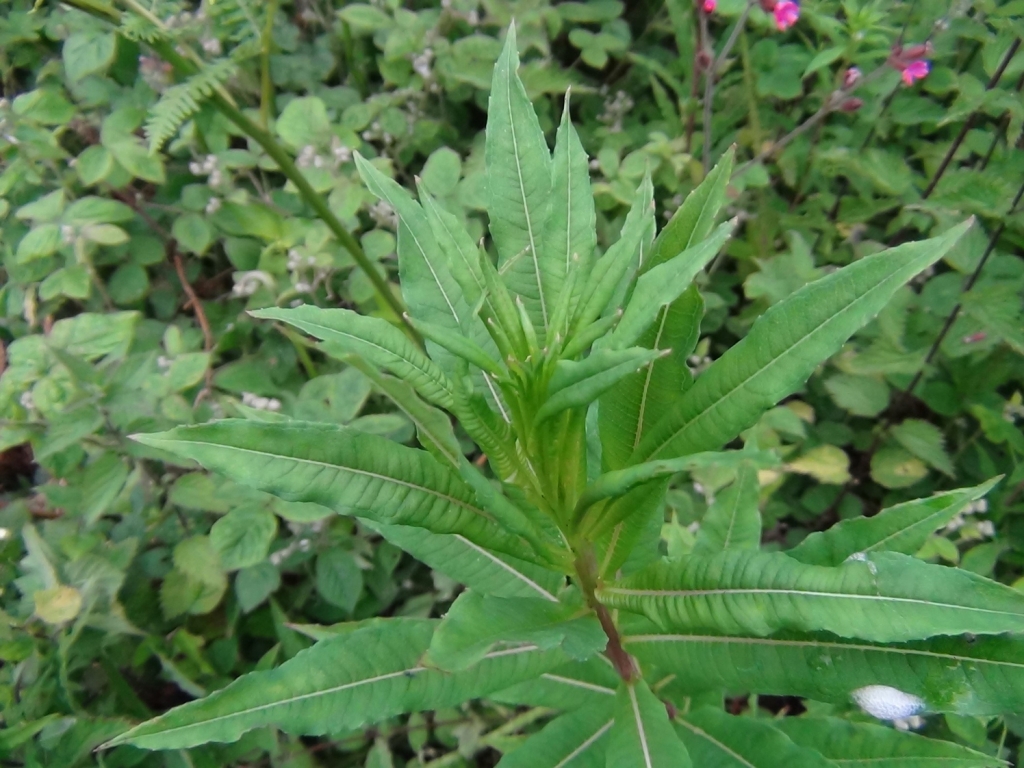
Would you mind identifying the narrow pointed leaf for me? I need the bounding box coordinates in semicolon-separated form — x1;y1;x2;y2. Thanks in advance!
429;592;604;671
131;421;542;565
774;716;1004;767
497;702;614;768
692;462;761;553
407;315;505;377
493;658;619;709
600;549;1024;642
624;629;1024;715
418;181;487;308
648;147;735;271
543;93;596;342
342;354;462;467
599;285;703;470
605;679;691;768
635;220;973;462
103;619;567;750
675;708;833;768
576;450;779;531
367;521;564;601
605;220;734;351
486;25;553;331
573;175;654;332
251;306;455;409
538;349;662;423
355;154;472;345
788;479;1001;567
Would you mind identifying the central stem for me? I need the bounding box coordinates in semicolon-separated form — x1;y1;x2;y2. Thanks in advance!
574;545;637;682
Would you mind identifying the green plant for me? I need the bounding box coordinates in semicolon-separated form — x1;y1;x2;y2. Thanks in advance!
99;27;1016;766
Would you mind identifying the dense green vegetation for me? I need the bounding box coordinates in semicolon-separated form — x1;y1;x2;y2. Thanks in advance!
1;0;1023;766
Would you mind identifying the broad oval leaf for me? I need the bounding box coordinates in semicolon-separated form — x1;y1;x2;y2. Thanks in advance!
103;619;567;750
131;420;542;565
599;549;1024;642
633;220;973;462
623;629;1024;715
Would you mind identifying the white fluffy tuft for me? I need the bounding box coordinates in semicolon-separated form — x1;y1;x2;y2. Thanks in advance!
851;685;926;720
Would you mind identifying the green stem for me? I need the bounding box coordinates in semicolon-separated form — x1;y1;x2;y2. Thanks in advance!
574;544;637;682
60;0;417;342
260;0;278;127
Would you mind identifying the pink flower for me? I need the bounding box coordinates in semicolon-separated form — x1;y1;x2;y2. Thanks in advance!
843;67;862;89
774;0;799;30
901;59;929;85
702;0;716;12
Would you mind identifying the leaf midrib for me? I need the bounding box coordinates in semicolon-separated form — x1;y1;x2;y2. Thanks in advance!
642;265;914;461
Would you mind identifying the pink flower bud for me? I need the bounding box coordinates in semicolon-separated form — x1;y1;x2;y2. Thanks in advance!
839;97;863;112
901;59;930;86
760;0;777;11
702;0;717;12
773;0;799;31
843;67;862;89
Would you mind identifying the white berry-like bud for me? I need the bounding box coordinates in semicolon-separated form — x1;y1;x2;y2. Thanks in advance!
851;685;925;720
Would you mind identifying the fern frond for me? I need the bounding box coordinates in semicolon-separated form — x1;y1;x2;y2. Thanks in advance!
145;59;238;154
119;15;168;43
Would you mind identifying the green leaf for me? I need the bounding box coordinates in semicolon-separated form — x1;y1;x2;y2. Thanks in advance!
495;701;614;768
420;147;462;197
315;549;363;612
63;31;116;81
210;505;278;571
366;521;563;600
131;421;541;565
542;93;596;341
343;354;462;467
675;708;833;768
103;619;568;750
538;348;662;423
599;285;703;470
604;220;733;351
891;419;954;477
407;315;504;378
600;549;1024;642
49;311;138;359
634;221;973;463
605;679;691;768
576;450;779;532
692;462;761;554
825;373;890;417
871;447;928;489
773;716;1003;767
251;306;455;409
786;444;851;485
428;592;603;671
492;658;618;709
623;628;1024;715
173;213;214;256
572;174;654;333
788;479;1000;567
275;96;331;150
16;224;61;263
486;24;553;332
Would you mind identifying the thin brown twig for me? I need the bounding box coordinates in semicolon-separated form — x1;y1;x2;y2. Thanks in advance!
168;241;216;404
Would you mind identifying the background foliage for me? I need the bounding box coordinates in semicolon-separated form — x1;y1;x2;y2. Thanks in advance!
1;0;1023;765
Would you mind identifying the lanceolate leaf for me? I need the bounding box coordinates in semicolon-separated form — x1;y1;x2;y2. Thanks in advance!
493;658;619;709
573;175;654;333
131;421;542;565
692;462;761;554
543;93;596;342
429;592;604;671
599;285;703;470
675;708;833;768
538;349;662;423
487;24;553;332
773;716;1004;767
605;220;734;352
496;701;614;768
624;629;1024;715
367;521;564;601
788;478;1000;567
599;549;1024;642
605;679;691;768
634;220;973;462
103;619;568;750
251;306;455;409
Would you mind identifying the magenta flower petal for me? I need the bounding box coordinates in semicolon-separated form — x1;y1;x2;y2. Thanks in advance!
774;0;800;30
901;59;930;85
